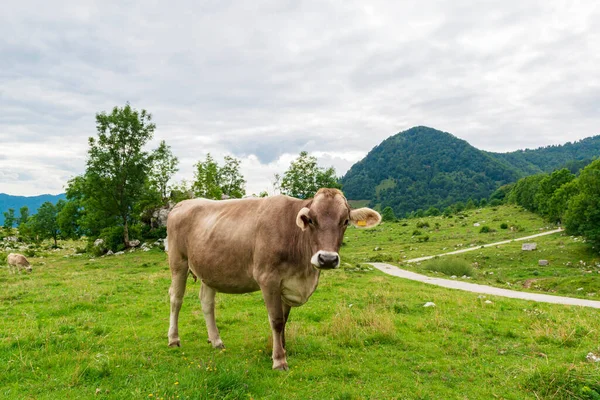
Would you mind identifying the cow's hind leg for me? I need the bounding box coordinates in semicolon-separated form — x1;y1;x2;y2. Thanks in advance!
168;257;188;347
200;282;224;349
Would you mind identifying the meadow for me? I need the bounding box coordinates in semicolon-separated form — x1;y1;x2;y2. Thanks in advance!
1;205;600;399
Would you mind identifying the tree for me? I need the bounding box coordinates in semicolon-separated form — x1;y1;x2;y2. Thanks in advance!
564;160;600;250
82;103;156;247
2;208;15;233
535;169;575;219
219;156;246;198
18;206;29;226
57;200;82;240
149;140;179;202
192;154;246;199
381;206;397;222
31;201;61;247
279;151;342;199
193;153;223;199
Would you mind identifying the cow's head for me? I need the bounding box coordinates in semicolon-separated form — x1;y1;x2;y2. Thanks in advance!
296;188;381;269
25;265;32;273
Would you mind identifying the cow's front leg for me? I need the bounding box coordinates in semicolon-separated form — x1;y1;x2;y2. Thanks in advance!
261;286;288;371
281;303;291;350
200;282;224;349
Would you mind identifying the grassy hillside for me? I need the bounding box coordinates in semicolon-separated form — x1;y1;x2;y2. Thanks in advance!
1;205;600;399
342;205;600;299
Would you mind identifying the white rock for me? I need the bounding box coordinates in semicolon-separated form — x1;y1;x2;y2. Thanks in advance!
129;239;141;247
586;352;600;363
423;302;436;308
473;223;480;227
94;238;104;247
114;251;124;256
485;300;493;304
106;250;114;256
577;287;584;291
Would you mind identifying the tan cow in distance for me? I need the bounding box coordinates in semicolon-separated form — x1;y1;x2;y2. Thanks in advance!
167;188;381;370
7;253;32;274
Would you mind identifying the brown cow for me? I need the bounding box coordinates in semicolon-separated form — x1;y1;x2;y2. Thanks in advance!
7;253;32;274
167;188;381;370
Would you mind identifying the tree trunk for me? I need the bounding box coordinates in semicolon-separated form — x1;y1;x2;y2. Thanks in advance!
123;218;130;247
54;235;57;248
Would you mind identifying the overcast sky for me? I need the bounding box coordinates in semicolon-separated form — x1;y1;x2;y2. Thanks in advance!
1;0;599;196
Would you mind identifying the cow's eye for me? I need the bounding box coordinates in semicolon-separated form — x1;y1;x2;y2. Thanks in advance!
308;218;314;225
344;219;349;226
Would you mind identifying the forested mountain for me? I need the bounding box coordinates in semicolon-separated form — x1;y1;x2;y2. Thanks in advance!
0;193;66;225
340;126;600;217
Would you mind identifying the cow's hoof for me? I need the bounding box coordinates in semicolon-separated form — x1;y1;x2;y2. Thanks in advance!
168;339;181;347
209;339;225;349
272;361;289;371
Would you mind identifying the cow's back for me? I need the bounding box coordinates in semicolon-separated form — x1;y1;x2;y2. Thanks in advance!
7;253;29;266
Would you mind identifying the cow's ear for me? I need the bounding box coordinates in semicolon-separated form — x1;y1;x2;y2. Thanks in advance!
349;208;381;228
296;207;312;231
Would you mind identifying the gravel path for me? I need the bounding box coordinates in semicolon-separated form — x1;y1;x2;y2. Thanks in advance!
406;228;564;263
370;262;600;309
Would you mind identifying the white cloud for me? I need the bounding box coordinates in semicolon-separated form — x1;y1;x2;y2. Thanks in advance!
1;0;599;195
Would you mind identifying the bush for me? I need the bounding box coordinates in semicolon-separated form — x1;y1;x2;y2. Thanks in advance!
381;206;397;222
480;226;495;233
489;199;502;206
424;258;474;277
24;249;36;257
412;230;422;236
500;223;508;229
0;252;6;264
417;235;430;243
141;225;167;240
416;221;430;229
75;247;87;254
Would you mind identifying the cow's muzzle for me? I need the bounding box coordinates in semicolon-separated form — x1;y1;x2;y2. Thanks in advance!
311;251;340;270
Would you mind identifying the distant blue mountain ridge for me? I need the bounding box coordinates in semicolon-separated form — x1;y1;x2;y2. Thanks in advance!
0;193;67;226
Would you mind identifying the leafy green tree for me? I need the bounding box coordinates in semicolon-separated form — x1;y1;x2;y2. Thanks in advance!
546;180;578;223
220;156;246;198
2;208;15;232
149;140;179;202
425;207;440;216
80;103;156;247
57;200;82;239
31;201;61;247
18;206;29;226
279;151;342;199
381;206;397;222
535;169;575;218
193;154;223;199
564;160;600;250
507;174;545;212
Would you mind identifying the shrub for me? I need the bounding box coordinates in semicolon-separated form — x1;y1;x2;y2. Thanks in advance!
417;235;430;243
24;249;36;257
424;258;474;277
0;252;6;264
500;223;508;229
381;206;397;222
416;221;430;229
489;199;502;206
480;226;495;233
412;230;422;236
